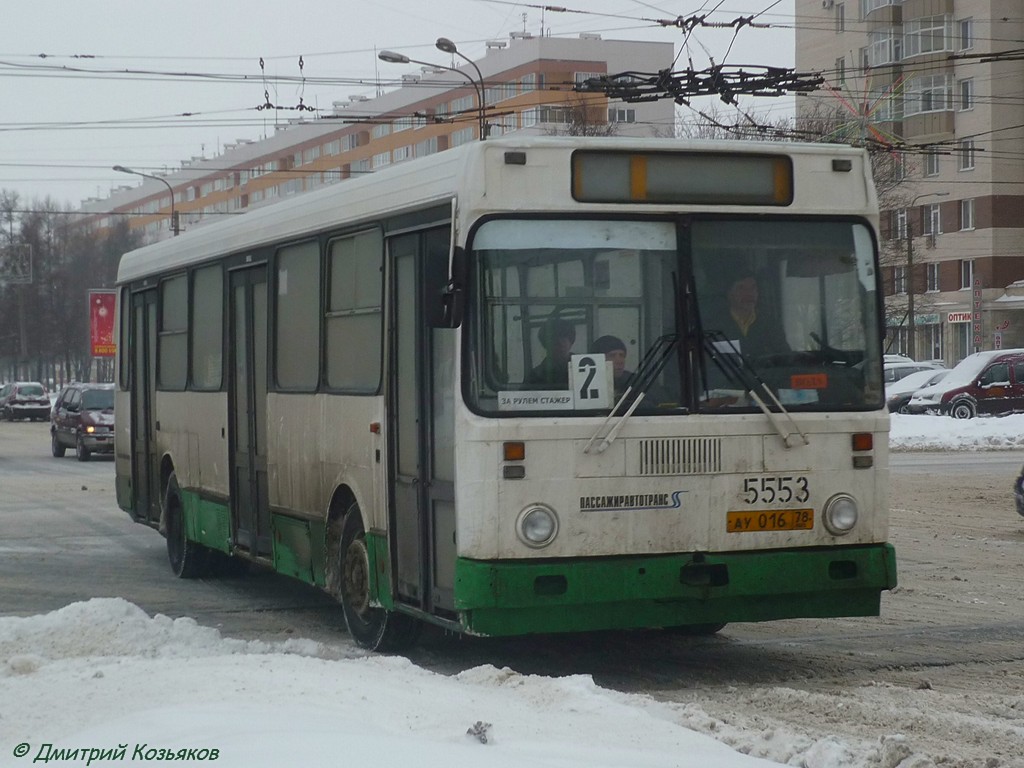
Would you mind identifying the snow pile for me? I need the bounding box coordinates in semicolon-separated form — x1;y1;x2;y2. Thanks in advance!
1;599;789;767
889;412;1024;451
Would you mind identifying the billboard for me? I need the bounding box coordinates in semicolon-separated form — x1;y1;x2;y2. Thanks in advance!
89;290;117;357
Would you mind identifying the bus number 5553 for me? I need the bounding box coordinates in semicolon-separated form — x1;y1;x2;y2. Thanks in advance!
742;476;810;505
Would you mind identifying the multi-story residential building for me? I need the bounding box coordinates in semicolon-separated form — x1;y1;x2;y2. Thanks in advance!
796;0;1024;363
80;34;673;242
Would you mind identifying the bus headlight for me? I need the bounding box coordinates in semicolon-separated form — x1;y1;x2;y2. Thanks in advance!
516;505;558;548
823;494;858;535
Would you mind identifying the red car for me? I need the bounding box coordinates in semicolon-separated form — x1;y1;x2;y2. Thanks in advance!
50;382;115;460
0;381;50;421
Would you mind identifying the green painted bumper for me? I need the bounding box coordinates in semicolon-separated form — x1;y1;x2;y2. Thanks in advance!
453;544;897;636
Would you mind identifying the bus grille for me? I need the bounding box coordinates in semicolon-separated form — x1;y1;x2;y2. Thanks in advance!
638;437;722;476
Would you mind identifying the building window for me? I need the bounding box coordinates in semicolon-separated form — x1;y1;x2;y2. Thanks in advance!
961;199;975;230
865;29;901;67
414;137;438;157
894;208;907;240
520;73;537;92
905;74;953;117
835;3;845;33
324;139;341;156
371;152;391;169
450;126;475;147
392;145;412;163
924;151;940;177
926;262;940;292
922;203;942;236
959;18;973;51
960;259;974;290
958;139;976;171
924;323;942;360
608;107;636;123
574;71;604;86
835;56;846;85
959;79;974;110
894;265;907;294
450;95;475;115
903;15;953;58
371;124;391;139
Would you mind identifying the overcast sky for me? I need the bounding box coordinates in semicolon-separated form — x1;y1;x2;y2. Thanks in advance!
0;1;795;208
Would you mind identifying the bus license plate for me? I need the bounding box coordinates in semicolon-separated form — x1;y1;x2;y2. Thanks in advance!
727;509;814;533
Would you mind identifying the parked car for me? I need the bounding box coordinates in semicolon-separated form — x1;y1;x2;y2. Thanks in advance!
885;368;950;413
0;381;50;421
907;349;1024;419
50;382;115;460
883;359;946;385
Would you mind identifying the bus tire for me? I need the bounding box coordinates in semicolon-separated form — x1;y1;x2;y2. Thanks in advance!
165;471;209;579
339;504;420;652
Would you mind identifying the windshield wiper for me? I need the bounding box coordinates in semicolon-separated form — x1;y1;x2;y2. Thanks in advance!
702;330;809;449
584;334;681;454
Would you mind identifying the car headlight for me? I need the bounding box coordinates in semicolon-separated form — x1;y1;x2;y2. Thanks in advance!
823;493;858;535
516;505;559;548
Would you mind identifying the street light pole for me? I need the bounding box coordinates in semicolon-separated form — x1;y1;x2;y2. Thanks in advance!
435;38;487;139
905;191;949;359
113;165;180;236
379;41;487;140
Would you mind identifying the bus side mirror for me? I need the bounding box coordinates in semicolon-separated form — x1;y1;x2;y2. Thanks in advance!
439;246;467;328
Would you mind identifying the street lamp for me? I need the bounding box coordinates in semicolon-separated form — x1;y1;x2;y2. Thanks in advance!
378;40;487;140
905;191;949;359
113;165;180;236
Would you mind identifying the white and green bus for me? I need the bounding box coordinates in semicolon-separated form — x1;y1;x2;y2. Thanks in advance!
114;136;897;650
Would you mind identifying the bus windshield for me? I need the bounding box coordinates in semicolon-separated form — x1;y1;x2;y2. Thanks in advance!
465;216;883;416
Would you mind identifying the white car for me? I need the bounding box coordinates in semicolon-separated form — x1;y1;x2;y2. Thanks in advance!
885;368;949;413
883;359;945;385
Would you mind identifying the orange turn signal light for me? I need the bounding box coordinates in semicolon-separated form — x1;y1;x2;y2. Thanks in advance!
851;433;873;451
503;441;525;461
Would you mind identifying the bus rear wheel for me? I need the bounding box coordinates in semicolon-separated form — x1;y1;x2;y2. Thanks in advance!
339;504;420;652
165;471;209;579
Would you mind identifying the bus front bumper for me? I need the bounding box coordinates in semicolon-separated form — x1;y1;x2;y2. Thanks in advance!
453;543;897;637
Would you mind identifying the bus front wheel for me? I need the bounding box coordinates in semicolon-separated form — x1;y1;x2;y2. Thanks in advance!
339;504;420;652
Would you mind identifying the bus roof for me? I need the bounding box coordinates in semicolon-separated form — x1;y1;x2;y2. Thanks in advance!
115;136;873;285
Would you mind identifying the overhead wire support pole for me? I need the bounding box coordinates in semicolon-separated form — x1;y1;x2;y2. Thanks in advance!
113;165;180;236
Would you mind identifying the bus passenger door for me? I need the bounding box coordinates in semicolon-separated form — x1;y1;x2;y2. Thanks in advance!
390;227;457;614
130;289;160;524
228;266;272;557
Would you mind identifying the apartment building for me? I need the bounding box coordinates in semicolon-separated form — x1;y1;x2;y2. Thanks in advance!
796;0;1024;363
81;34;673;243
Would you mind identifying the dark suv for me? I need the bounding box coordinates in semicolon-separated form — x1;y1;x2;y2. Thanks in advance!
0;381;50;421
50;382;115;460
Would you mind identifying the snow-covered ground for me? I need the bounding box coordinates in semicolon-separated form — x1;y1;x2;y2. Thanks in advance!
1;414;1021;768
889;411;1024;451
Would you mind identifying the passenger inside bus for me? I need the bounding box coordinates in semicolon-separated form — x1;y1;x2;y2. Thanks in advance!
591;334;631;396
524;318;576;389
